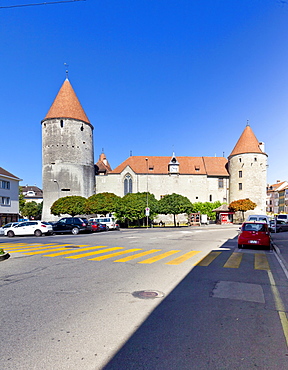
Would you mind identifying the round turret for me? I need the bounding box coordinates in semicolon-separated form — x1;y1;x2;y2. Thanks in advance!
228;125;267;214
41;79;95;220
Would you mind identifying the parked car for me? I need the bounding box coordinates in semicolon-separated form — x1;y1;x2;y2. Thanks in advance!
269;219;288;233
5;221;53;237
52;217;92;235
0;222;19;235
246;215;270;223
88;217;120;230
89;221;108;232
277;214;288;223
238;221;271;249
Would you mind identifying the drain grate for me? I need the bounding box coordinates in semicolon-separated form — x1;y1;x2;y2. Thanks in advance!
132;290;165;299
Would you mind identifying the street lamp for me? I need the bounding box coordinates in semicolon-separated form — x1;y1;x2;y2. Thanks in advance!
145;158;149;229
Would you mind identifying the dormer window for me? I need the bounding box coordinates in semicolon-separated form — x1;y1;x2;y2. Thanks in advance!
195;166;200;171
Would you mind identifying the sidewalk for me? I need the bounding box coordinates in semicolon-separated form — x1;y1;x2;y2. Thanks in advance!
271;231;288;270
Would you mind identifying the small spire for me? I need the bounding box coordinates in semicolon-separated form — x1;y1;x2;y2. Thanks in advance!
64;63;69;79
246;119;249;126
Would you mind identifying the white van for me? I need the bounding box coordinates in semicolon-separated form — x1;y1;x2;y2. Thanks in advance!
247;215;270;223
88;217;119;230
277;214;288;223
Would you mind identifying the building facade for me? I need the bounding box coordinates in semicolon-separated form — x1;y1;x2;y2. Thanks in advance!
266;181;288;214
0;167;21;225
96;126;268;214
42;80;268;219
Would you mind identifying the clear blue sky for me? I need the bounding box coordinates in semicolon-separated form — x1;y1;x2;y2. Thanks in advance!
1;0;288;187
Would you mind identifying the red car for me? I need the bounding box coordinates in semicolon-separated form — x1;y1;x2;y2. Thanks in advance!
238;222;270;250
89;222;107;232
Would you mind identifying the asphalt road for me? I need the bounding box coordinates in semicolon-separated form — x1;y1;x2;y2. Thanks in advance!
1;226;288;369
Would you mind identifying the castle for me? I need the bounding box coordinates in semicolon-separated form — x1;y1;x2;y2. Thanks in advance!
41;78;268;221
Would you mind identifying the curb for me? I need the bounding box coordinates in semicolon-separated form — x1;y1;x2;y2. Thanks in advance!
0;252;10;261
271;239;288;279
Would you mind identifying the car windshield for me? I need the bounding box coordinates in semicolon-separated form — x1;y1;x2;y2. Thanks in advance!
243;223;266;232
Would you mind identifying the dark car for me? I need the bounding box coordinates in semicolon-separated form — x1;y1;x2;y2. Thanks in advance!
89;221;108;232
269;219;288;233
53;217;92;235
238;221;270;250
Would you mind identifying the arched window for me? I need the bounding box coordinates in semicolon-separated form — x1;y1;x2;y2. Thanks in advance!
124;174;132;195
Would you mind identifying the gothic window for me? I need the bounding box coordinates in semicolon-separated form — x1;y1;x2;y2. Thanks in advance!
239;183;242;190
239;171;242;178
60;120;64;128
124;174;132;195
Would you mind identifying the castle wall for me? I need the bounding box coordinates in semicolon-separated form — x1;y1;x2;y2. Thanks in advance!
96;169;229;204
42;118;95;220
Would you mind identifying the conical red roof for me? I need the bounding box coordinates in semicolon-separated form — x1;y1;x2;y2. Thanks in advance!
229;125;264;158
44;79;90;124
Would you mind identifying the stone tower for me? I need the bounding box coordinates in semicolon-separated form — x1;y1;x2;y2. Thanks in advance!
228;125;267;214
41;78;95;220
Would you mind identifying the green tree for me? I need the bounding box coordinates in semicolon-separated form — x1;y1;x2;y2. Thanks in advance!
158;193;193;226
190;201;222;221
21;201;42;220
85;192;121;215
51;196;87;217
229;198;257;221
116;192;158;226
19;187;26;213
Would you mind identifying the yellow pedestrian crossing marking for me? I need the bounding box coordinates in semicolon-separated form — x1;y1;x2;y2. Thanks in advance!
197;251;221;266
224;252;243;269
5;243;58;250
65;247;123;259
24;246;81;255
44;246;104;257
254;254;270;270
2;242;272;269
89;248;142;261
7;244;68;253
114;249;161;262
138;250;181;264
165;250;200;265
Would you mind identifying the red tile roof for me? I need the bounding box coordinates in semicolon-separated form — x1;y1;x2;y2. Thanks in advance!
96;153;112;173
44;79;90;124
110;156;228;176
0;167;21;180
229;125;264;158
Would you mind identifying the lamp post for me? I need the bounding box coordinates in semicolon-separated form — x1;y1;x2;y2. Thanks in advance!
145;158;149;229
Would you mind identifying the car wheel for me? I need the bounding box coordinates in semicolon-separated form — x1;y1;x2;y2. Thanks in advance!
34;230;42;237
7;230;15;237
278;227;282;232
238;244;243;249
71;227;79;235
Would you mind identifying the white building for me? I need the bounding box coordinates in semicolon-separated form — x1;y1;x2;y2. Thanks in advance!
41;79;268;219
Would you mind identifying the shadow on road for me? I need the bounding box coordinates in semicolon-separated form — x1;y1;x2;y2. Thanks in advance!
103;238;288;370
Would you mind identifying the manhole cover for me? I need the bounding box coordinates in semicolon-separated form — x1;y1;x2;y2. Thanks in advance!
132;290;165;299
